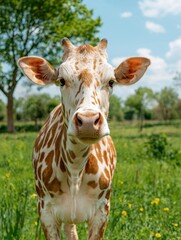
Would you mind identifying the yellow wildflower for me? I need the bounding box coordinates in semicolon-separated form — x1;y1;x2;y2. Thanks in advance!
122;210;127;217
172;223;178;227
128;203;132;209
5;173;11;178
31;193;37;198
140;207;144;212
151;198;160;205
155;233;161;238
163;207;169;212
34;221;38;226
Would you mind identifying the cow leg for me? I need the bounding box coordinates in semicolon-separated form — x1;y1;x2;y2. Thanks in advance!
87;199;110;240
64;224;78;240
38;200;61;240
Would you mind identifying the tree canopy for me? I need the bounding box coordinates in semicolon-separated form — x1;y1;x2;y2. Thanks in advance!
125;87;154;130
154;87;178;121
0;0;101;132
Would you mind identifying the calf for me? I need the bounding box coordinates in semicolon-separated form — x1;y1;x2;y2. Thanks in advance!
18;38;150;240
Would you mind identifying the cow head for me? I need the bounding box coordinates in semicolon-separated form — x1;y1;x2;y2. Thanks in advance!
18;38;150;144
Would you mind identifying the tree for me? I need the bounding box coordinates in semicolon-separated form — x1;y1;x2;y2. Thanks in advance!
0;0;101;132
47;96;60;113
23;94;51;129
175;99;181;119
109;95;123;121
154;87;178;121
0;99;6;121
125;87;154;130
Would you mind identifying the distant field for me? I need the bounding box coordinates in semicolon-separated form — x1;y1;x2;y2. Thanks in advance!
0;121;181;239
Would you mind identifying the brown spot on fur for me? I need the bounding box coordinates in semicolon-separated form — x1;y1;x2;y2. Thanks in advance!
62;148;67;163
45;150;54;165
105;189;111;200
46;178;63;194
99;173;109;190
42;151;54;184
38;201;41;216
69;150;76;159
60;158;66;172
85;154;98;174
36;184;44;198
104;168;110;179
37;164;42;179
69;138;77;145
43;128;52;148
87;181;98;188
41;200;44;209
98;190;104;199
103;151;108;166
75;81;83;98
75;61;79;71
82;149;89;158
93;59;97;70
78;69;93;87
33;159;38;172
39;152;45;162
99;222;107;239
67;151;73;163
77;44;95;55
95;143;103;163
79;97;85;105
102;138;106;146
47;121;59;148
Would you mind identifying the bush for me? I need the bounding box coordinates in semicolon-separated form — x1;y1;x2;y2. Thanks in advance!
144;133;180;163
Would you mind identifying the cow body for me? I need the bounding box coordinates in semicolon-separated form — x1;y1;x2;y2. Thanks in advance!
18;38;150;239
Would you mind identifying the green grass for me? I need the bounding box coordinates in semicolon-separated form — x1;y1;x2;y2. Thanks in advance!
0;122;181;239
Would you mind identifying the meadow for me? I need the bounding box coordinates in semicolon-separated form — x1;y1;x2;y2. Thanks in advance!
0;121;181;240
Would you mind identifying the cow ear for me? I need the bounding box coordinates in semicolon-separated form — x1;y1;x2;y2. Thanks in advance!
18;56;58;85
114;57;150;85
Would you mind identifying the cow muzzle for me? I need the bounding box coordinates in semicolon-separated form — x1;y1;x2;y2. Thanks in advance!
68;109;110;144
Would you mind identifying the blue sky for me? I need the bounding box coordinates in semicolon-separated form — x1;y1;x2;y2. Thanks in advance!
3;0;181;101
82;0;181;99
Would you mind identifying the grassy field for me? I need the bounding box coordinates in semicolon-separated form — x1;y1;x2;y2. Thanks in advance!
0;121;181;239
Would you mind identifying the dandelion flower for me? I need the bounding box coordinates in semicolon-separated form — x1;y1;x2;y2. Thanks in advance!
31;193;37;198
140;207;144;212
155;233;161;238
172;223;178;227
163;207;169;212
5;173;11;178
122;210;127;217
151;198;160;205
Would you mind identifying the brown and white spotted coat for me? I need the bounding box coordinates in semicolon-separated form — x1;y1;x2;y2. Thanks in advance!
18;38;150;240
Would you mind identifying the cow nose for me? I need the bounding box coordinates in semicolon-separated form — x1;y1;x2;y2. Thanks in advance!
74;112;102;131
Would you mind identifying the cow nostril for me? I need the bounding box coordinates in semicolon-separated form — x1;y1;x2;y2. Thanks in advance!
76;114;83;127
94;114;100;126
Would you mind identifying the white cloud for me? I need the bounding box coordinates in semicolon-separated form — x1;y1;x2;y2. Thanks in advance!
145;21;166;33
120;11;133;18
111;57;125;67
166;37;181;61
136;48;172;91
139;0;181;17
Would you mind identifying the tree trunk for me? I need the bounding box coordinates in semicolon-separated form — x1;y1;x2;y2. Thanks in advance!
7;92;15;133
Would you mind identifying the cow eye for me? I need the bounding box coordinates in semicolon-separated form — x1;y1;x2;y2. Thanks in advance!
59;78;65;87
109;80;115;88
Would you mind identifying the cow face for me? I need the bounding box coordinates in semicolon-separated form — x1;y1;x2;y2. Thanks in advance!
18;38;150;144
